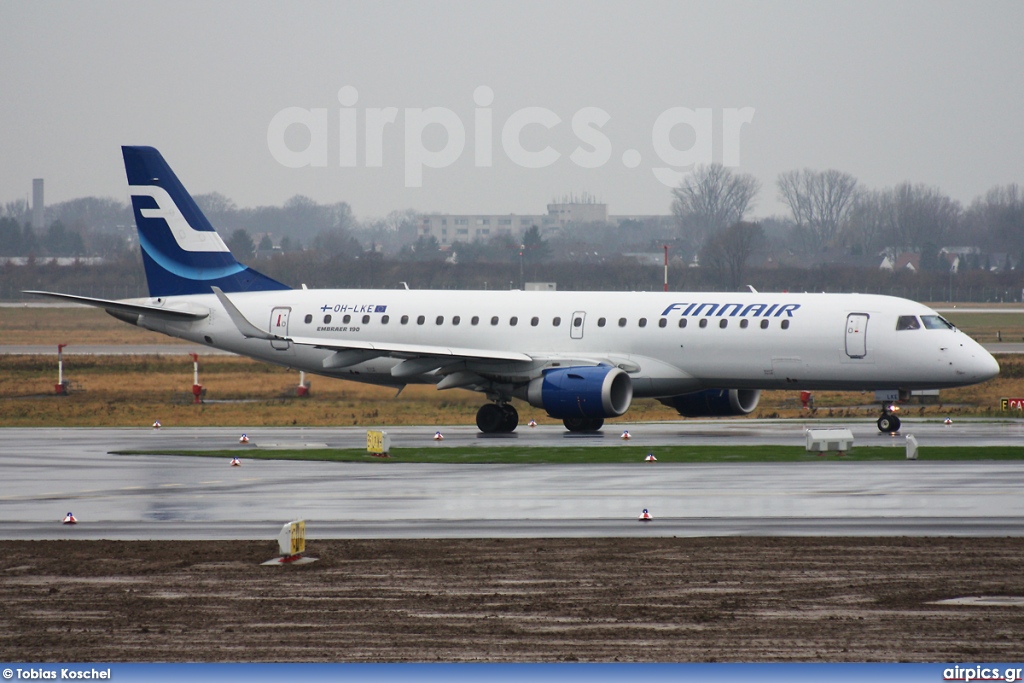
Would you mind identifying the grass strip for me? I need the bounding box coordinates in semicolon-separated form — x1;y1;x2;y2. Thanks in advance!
111;444;1024;464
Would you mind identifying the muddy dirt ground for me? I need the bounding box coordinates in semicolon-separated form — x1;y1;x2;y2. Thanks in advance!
1;537;1022;662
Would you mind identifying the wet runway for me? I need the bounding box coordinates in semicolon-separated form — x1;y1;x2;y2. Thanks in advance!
1;420;1023;540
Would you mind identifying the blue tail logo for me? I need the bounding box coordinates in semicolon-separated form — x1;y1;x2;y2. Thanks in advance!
122;146;289;297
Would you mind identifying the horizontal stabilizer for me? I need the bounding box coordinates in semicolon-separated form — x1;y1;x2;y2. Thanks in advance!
24;290;209;320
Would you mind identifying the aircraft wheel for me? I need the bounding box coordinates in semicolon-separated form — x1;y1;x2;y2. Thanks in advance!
499;404;519;433
476;403;505;433
876;414;900;434
563;417;605;432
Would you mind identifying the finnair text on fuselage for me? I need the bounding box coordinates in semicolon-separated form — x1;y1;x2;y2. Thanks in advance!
661;302;801;317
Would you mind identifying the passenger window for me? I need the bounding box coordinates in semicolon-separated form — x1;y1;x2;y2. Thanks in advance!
740;319;748;329
362;314;370;324
781;320;790;330
342;314;351;324
553;317;561;326
699;319;708;328
510;316;519;326
324;314;332;324
452;316;460;326
436;315;444;325
896;315;921;331
530;317;539;327
491;316;499;325
471;316;479;325
618;318;627;327
401;315;409;325
678;319;687;329
304;314;312;324
658;318;667;328
719;319;727;329
381;315;389;324
638;318;647;328
596;317;606;327
760;319;769;329
417;315;425;325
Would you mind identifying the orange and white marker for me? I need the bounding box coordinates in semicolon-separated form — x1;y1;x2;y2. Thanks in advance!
230;457;241;467
645;453;657;462
944;417;953;426
638;508;652;522
239;433;250;444
63;512;77;525
152;420;161;429
620;430;631;440
433;431;444;441
528;420;537;428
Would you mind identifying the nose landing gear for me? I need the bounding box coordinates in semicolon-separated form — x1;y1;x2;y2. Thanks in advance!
877;407;901;434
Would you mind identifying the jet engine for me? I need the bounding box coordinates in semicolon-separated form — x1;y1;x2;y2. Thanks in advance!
518;365;633;419
660;389;761;417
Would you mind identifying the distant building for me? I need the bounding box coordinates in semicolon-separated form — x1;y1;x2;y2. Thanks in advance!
416;193;612;246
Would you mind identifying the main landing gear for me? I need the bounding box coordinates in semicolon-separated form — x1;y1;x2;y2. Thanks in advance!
876;407;901;434
476;402;519;434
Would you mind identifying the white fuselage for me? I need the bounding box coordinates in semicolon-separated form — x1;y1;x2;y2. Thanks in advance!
133;289;999;397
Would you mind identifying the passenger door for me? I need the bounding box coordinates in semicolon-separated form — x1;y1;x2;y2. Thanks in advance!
270;307;291;350
845;313;868;359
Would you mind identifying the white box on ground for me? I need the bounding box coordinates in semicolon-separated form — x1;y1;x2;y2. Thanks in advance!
805;428;854;452
906;434;919;460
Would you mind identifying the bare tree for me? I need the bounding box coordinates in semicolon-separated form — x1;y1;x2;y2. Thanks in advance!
700;221;765;289
843;189;892;256
965;183;1024;252
777;169;859;248
888;183;961;252
672;164;760;246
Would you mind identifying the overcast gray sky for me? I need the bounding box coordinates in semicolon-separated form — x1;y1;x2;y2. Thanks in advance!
1;0;1021;220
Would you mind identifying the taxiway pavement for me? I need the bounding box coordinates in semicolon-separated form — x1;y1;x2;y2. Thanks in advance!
0;421;1022;540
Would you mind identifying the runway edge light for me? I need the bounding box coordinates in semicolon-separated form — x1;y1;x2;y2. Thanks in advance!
645;453;657;462
262;520;318;566
239;433;249;444
433;430;444;441
63;512;77;524
230;456;241;467
621;430;631;440
638;509;652;521
152;420;161;429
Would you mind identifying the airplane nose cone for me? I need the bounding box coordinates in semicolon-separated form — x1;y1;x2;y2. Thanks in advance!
977;350;1000;382
963;344;1000;382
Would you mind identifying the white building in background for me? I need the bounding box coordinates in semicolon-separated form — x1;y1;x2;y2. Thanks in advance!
416;194;610;246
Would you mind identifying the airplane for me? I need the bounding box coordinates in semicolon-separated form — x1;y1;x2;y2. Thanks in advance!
27;146;1000;435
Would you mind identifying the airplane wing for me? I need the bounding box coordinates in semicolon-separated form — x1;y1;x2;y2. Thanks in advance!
23;290;210;321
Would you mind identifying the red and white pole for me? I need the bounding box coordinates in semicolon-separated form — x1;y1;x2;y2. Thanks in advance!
190;353;203;404
55;343;68;395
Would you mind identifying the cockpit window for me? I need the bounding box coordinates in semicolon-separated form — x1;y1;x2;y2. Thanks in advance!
921;315;955;330
896;315;921;331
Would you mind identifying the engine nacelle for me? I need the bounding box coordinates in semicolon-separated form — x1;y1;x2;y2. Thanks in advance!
660;389;761;417
518;365;633;419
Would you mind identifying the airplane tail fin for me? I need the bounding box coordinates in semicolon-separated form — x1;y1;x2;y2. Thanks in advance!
122;146;290;297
